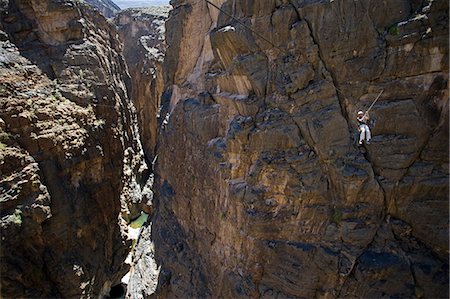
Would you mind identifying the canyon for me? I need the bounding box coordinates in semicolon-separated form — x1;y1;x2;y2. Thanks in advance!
0;0;149;296
0;0;448;298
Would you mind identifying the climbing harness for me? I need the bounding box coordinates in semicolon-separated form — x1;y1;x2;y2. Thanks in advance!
353;90;383;146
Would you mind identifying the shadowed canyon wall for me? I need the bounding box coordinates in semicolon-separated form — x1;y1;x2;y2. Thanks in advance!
0;0;149;297
128;0;449;298
115;6;169;162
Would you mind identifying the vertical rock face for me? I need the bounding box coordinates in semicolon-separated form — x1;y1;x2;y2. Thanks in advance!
114;6;169;161
85;0;121;18
0;0;147;297
131;0;449;298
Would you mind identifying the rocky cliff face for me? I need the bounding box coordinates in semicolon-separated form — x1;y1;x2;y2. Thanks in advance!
130;0;449;298
114;6;169;162
0;0;148;297
85;0;120;18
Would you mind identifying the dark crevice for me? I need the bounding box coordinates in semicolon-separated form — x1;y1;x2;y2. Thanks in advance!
107;283;126;299
285;8;394;294
291;6;355;137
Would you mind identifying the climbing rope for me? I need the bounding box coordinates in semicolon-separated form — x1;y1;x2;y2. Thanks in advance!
363;90;384;118
204;0;283;51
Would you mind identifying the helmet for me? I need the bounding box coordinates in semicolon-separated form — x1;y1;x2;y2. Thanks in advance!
357;111;364;115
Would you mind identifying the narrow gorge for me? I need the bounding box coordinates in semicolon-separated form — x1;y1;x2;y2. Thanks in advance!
0;0;448;298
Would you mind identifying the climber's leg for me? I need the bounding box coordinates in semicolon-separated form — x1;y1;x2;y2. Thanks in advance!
359;125;365;145
365;125;371;143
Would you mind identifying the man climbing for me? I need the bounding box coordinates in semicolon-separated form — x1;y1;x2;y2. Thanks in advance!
357;110;371;145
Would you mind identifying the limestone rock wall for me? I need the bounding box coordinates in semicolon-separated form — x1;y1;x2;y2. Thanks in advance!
85;0;120;18
131;0;449;298
0;0;148;297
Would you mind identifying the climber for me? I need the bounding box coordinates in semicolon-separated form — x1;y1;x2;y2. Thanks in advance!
357;111;371;145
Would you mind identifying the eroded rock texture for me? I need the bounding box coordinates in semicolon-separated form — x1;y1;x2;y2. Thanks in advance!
115;6;169;161
85;0;120;18
130;0;449;298
0;0;148;297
